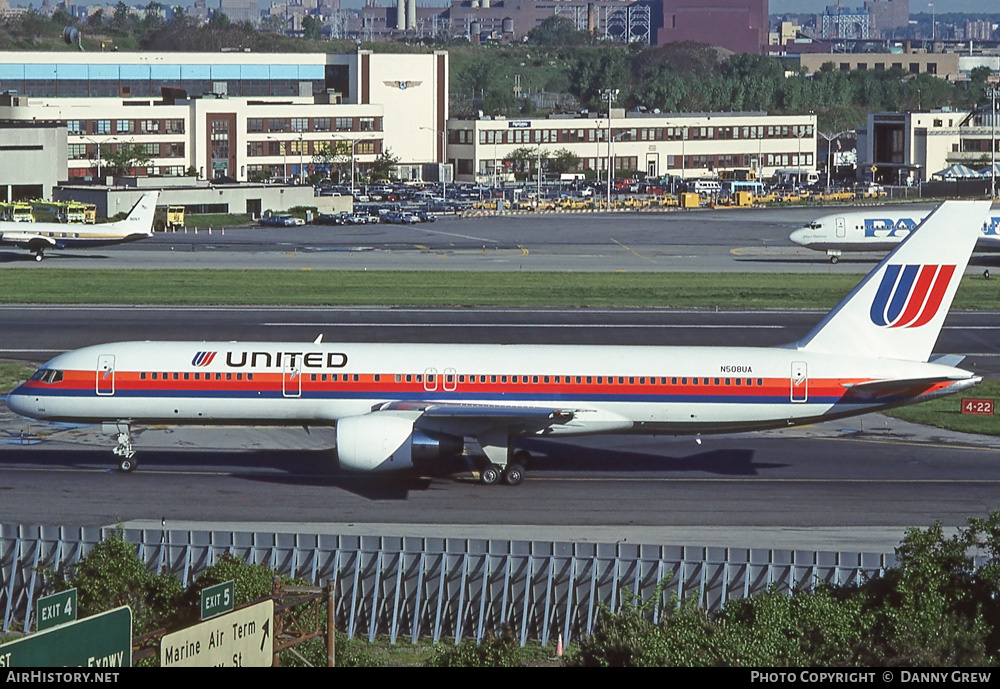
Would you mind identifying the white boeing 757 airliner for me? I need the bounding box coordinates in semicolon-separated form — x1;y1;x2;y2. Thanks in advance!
0;191;158;262
5;200;991;485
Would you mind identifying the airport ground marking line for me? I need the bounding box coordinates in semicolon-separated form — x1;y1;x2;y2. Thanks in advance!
610;237;658;264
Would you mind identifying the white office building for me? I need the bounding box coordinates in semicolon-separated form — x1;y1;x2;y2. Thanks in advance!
0;50;448;185
447;111;818;184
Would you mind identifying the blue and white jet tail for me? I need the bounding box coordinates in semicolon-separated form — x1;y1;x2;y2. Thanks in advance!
797;200;992;362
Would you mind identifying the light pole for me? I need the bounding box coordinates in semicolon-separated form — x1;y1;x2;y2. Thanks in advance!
602;88;619;210
988;86;998;200
82;137;103;179
819;130;851;190
298;133;305;184
793;125;811;188
82;136;117;181
267;135;287;181
331;135;356;191
929;3;935;42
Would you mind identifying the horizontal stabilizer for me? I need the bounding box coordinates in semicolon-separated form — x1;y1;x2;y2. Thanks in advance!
841;376;979;398
929;354;966;367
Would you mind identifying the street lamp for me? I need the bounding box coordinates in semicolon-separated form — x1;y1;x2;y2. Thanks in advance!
266;135;287;181
82;135;118;181
602;88;619;208
330;135;357;192
605;131;628;212
298;133;305;184
987;86;999;201
819;130;851;190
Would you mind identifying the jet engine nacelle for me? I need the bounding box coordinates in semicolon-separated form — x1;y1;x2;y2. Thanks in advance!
335;414;463;472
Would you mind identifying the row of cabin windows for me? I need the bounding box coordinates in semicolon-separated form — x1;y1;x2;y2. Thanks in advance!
140;372;254;381
137;372;765;387
329;373;766;387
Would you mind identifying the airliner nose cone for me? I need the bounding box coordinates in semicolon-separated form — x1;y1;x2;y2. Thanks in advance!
789;228;809;246
4;389;26;416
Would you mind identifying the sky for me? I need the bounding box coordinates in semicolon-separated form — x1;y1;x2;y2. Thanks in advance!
770;1;996;14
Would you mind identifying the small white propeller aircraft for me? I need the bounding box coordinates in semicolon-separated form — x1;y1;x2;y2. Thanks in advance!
0;191;158;262
5;200;991;485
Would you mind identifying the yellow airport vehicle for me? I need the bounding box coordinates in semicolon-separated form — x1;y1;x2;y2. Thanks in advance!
154;205;185;232
0;201;34;222
30;199;96;224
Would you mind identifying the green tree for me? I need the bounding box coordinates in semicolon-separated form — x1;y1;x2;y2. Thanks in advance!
60;529;182;636
526;16;589;47
567;48;632;111
111;1;135;33
208;11;231;29
503;146;538;181
141;2;165;31
302;15;323;41
101;142;152;177
853;520;995;666
368;148;400;181
312;141;351;182
548;147;581;175
451;53;517;117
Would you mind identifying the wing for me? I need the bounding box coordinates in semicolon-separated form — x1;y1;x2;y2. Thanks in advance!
0;231;57;252
375;400;576;437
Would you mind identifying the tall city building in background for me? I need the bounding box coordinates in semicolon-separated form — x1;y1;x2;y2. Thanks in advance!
656;0;769;55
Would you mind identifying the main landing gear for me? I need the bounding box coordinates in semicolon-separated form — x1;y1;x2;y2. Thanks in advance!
112;424;137;472
478;449;530;487
33;249;44;262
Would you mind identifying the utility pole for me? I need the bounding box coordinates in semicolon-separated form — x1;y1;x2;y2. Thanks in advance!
602;88;619;212
988;86;998;201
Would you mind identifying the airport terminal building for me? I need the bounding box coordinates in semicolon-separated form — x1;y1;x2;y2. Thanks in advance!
0;51;448;188
0;49;821;201
447;111;818;184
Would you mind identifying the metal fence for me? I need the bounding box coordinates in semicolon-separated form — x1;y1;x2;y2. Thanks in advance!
1;524;895;646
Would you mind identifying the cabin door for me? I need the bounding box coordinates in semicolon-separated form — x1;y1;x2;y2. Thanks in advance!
96;355;115;396
790;361;808;403
282;359;301;398
835;217;846;238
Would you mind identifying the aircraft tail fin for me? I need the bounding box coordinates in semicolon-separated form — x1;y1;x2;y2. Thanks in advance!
796;200;992;362
112;191;159;235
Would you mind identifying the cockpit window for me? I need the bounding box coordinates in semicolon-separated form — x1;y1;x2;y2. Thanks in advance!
807;222;822;229
29;369;63;384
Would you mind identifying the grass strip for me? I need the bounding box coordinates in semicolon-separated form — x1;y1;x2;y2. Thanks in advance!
0;269;997;309
885;380;1000;437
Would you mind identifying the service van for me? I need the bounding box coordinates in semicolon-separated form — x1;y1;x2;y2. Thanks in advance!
689;180;721;197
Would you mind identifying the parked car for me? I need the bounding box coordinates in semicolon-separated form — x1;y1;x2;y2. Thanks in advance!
313;213;344;225
260;214;302;227
414;210;437;223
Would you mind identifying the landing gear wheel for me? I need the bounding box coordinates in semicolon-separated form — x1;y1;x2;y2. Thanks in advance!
33;252;43;262
829;255;839;264
502;463;525;486
480;464;501;485
119;457;136;473
985;269;991;280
